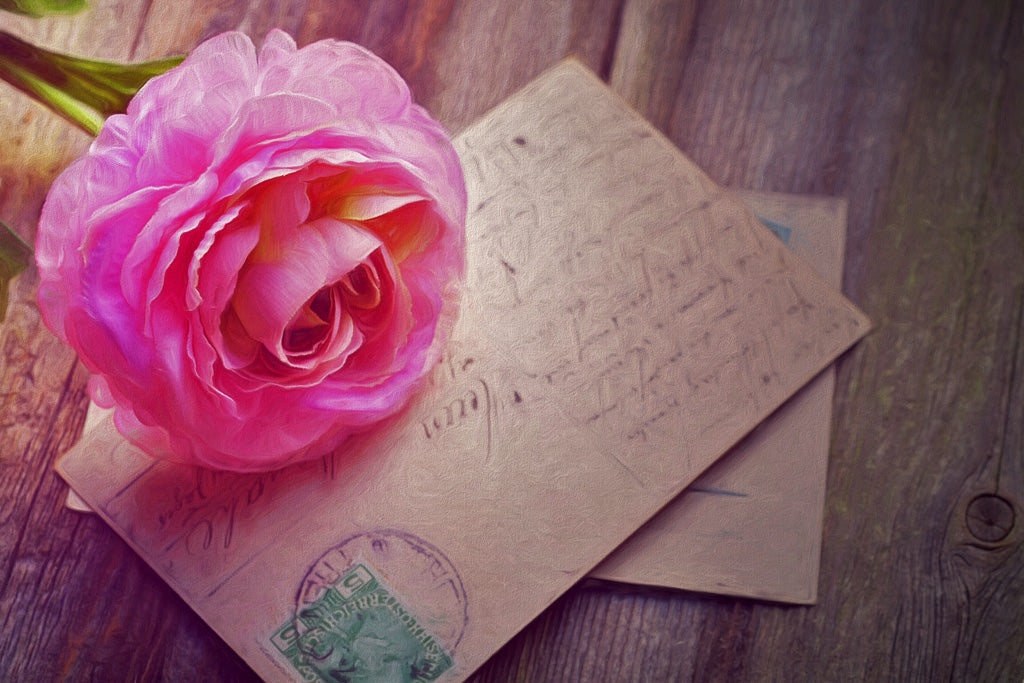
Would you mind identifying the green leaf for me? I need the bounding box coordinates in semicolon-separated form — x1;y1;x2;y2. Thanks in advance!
0;219;32;322
0;0;86;17
0;30;184;135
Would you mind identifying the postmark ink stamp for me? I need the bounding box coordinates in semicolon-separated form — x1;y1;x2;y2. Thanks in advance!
271;529;468;682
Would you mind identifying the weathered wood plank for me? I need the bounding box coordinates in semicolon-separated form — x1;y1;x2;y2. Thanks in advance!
814;1;1024;680
419;0;626;132
609;0;696;130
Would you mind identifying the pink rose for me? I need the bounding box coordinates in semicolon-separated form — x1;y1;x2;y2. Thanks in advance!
36;30;466;471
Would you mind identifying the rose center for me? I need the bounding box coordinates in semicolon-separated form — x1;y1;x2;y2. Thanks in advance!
280;253;386;357
283;287;336;354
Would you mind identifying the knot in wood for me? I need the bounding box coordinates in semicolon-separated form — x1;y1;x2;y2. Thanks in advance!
965;493;1015;544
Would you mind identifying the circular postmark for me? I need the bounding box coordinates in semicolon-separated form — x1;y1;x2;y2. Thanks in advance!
270;529;468;683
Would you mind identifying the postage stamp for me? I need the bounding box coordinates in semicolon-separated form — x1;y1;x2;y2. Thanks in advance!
271;530;467;683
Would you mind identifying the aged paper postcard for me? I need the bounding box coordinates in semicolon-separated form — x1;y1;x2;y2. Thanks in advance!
58;61;869;681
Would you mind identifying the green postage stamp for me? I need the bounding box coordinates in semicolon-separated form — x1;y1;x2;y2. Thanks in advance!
271;563;454;682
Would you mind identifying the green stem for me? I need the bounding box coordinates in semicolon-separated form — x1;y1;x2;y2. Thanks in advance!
0;0;86;17
0;219;32;321
0;28;185;318
0;29;184;134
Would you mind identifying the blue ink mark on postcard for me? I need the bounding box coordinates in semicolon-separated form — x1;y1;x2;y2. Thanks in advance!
759;218;792;245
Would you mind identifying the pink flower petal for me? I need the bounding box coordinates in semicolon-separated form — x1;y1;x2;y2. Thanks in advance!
35;30;466;471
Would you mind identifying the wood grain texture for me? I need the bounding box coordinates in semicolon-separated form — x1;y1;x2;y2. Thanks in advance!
1;0;1022;681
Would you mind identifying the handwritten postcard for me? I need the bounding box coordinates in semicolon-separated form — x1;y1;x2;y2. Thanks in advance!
58;61;868;681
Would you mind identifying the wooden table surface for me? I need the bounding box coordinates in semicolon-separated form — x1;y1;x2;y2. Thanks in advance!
2;1;1022;680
